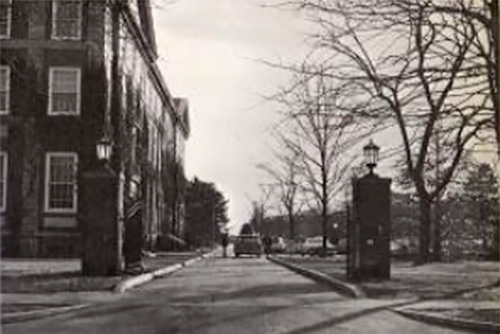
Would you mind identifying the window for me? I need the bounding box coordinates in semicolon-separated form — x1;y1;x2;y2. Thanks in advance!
0;0;11;38
45;153;78;212
52;0;82;40
0;66;10;114
48;67;80;115
0;152;7;212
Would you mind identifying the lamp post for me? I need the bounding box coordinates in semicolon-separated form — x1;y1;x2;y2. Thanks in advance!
347;139;391;281
210;197;217;249
363;140;379;174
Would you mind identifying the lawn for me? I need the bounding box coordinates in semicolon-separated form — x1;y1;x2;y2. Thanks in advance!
277;255;500;325
279;255;500;299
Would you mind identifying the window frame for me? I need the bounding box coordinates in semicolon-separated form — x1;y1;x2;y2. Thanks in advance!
0;65;10;115
51;0;82;40
0;152;7;213
0;0;12;39
48;67;81;115
44;152;78;213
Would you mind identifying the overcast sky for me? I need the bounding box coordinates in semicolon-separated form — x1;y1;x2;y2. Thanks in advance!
151;0;498;235
152;0;313;232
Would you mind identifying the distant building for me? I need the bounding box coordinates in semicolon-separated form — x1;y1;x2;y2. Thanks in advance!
0;0;189;257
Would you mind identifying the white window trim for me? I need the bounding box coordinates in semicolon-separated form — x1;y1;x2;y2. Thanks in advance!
0;65;10;115
0;0;12;39
51;0;82;40
0;152;7;213
48;67;81;115
44;152;78;213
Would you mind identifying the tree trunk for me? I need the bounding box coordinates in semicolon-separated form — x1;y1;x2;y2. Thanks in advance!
321;208;327;257
497;161;500;260
321;172;328;257
417;198;432;264
432;202;442;261
288;212;295;240
493;219;500;260
321;193;328;257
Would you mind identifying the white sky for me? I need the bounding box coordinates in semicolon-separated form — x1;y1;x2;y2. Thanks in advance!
153;0;313;232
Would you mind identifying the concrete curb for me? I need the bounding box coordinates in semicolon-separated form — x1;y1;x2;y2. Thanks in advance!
268;256;365;298
1;303;91;325
114;250;216;293
393;308;500;334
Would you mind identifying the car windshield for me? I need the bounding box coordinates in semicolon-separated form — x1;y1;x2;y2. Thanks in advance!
308;237;321;241
305;238;334;246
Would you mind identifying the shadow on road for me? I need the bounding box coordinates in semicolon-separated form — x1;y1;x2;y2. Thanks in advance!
282;299;424;334
169;281;339;304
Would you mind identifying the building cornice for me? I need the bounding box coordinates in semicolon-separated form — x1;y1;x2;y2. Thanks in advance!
120;2;157;62
118;2;182;132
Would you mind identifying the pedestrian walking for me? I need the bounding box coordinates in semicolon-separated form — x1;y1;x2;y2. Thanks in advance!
263;235;272;257
221;233;229;258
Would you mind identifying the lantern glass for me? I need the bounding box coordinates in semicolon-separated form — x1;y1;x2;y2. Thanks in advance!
96;136;113;161
363;140;379;168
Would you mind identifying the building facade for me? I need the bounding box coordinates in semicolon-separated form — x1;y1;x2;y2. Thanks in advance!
0;0;189;257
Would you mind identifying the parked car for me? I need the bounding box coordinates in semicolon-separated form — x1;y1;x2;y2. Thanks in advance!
301;236;336;256
336;238;347;254
391;240;411;259
270;236;286;254
285;238;305;254
234;235;263;257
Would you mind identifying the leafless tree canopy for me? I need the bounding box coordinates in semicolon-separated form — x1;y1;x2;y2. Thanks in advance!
266;69;365;253
258;139;304;239
269;0;497;262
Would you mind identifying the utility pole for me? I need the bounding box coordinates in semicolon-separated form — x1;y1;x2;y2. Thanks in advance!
172;125;178;237
211;200;216;248
344;181;350;244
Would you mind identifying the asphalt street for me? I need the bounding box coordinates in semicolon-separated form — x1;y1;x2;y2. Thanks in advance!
3;255;469;334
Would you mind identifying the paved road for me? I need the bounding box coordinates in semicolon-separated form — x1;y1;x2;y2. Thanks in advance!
3;256;468;334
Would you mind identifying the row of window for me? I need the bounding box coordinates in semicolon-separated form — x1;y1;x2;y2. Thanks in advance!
0;66;80;115
0;0;82;40
0;152;77;213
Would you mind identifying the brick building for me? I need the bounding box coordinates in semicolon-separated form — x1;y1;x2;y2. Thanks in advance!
0;0;189;257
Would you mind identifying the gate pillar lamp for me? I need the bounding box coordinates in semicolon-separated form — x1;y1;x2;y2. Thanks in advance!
347;139;391;281
96;134;113;164
363;140;379;174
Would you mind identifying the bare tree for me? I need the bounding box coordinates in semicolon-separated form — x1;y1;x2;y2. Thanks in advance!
275;70;359;256
258;132;305;240
280;0;495;263
249;184;275;237
418;0;498;150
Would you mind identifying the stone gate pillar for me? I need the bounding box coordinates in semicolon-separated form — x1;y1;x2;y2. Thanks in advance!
80;165;123;276
347;173;391;281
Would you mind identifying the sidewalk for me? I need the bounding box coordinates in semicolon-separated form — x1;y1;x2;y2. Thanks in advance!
272;254;500;332
1;250;211;323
